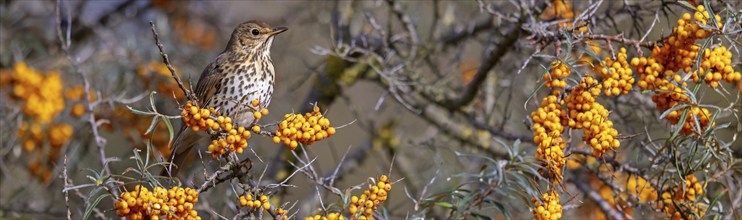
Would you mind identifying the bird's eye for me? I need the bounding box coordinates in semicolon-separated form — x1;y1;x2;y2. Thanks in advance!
251;29;260;36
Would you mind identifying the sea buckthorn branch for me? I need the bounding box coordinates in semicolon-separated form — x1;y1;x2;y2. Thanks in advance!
197;156;251;193
429;13;527;111
303;175;392;220
583;34;658;50
384;0;419;60
627;4;737;136
55;0;123;200
238;193;286;220
149;22;197;103
314;1;543;154
63;156;72;220
312;32;532;159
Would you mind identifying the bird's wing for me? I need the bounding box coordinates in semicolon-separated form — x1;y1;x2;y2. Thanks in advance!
193;53;228;108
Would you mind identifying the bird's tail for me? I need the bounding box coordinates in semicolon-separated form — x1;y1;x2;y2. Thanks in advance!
161;126;203;177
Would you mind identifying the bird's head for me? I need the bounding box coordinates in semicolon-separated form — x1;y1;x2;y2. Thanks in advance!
226;20;287;55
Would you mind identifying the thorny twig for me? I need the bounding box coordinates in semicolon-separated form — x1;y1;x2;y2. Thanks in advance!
198;156;252;193
149;21;196;102
55;0;120;199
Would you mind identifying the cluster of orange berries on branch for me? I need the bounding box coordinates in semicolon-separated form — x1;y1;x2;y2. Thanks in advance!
276;208;288;219
531;90;567;181
3;62;66;123
348;175;392;220
305;212;344;220
541;0;578;29
544;61;570;88
532;190;562;220
692;46;741;88
181;101;251;157
597;48;634;96
1;62;77;182
658;174;706;220
273;105;336;150
627;5;739;135
115;185;200;220
632;5;725;90
563;76;619;157
239;194;273;211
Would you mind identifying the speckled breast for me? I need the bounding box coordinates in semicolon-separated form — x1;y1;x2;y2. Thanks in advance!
208;59;274;127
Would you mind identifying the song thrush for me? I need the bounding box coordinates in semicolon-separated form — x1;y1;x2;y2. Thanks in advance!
163;21;287;177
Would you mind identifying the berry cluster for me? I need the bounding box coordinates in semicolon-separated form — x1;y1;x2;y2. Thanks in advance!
181;101;218;132
3;62;65;123
543;61;570;88
632;6;723;90
692;46;741;88
349;175;392;220
180;101;252;157
629;5;733;135
532;190;562;220
239;194;271;211
643;78;712;135
276;208;288;220
631;55;682;92
273;105;336;150
658;174;706;220
563;76;619;156
115;185;200;220
541;0;575;28
250;99;270;121
1;62;75;182
531;91;567;181
598;48;634;96
305;212;344;220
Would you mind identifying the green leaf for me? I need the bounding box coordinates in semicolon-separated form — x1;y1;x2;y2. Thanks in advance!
452;191;476;219
703;0;718;28
62;183;96;192
433;201;454;209
491;201;511;220
145;116;160;135
676;1;697;11
83;194;111;220
162;116;175;148
126;105;157;116
149;91;159;113
671;107;690;139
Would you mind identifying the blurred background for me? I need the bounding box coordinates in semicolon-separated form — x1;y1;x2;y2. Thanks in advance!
1;0;741;219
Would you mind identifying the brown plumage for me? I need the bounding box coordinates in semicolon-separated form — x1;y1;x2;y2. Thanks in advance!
162;21;287;177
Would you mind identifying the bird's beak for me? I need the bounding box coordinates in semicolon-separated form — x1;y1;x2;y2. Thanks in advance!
270;27;288;35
